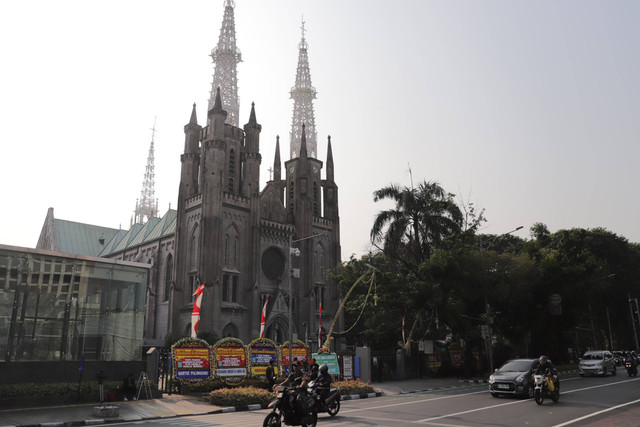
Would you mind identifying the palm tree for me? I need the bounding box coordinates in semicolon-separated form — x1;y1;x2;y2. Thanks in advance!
371;180;463;265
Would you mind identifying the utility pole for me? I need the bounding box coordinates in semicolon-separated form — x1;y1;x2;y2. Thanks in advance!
589;305;597;349
630;295;640;352
287;233;322;371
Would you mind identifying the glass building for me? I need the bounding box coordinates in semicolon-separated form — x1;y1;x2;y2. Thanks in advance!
0;245;149;363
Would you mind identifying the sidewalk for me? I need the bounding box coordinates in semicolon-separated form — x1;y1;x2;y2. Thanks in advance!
0;377;484;427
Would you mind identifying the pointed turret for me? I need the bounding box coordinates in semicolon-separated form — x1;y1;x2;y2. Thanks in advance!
289;18;318;159
209;0;242;126
326;135;334;182
299;123;308;159
181;103;202;198
273;136;281;181
210;87;227;139
242;102;261;196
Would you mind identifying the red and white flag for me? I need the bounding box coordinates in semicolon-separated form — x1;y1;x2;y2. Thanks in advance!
318;302;323;348
259;295;270;338
401;313;406;346
191;283;205;338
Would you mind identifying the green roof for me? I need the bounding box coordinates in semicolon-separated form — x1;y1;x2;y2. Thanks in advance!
53;219;121;257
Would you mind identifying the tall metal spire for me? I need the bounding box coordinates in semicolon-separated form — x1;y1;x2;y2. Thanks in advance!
289;16;318;159
134;119;159;225
209;0;242;126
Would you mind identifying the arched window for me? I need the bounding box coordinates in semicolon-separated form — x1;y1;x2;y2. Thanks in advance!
224;234;229;265
313;181;318;215
190;225;199;270
228;149;235;192
222;323;239;338
164;254;173;302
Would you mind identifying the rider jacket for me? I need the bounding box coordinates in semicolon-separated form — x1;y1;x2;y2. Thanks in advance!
535;361;558;376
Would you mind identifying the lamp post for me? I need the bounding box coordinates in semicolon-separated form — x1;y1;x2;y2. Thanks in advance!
629;295;640;352
480;226;523;373
288;233;322;370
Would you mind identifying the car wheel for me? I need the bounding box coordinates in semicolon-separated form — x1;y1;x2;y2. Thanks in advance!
602;367;607;376
579;373;584;377
612;366;616;376
491;392;499;398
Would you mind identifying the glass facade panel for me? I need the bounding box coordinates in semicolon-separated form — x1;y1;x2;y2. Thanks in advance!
0;246;148;363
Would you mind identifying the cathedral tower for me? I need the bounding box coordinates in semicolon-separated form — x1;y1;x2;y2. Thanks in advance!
289;19;318;159
133;121;159;225
209;0;242;127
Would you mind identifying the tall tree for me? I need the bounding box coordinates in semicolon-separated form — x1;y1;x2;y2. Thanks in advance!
370;180;463;267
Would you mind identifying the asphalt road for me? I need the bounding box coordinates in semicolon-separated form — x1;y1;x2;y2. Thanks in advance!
111;374;640;426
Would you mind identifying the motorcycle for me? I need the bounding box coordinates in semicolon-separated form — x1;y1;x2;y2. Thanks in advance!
308;380;341;417
263;385;317;427
625;360;638;377
533;374;559;405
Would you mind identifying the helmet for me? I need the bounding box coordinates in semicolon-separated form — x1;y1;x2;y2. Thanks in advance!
539;355;548;364
319;364;328;374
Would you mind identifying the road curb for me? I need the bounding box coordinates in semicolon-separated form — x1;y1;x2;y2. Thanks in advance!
340;392;383;400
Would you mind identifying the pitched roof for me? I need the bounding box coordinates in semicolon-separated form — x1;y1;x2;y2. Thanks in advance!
53;219;121;257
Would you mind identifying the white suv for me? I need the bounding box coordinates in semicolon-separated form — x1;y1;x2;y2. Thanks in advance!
578;350;617;376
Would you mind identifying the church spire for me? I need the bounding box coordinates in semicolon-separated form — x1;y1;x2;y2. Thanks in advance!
209;0;242;126
273;135;281;181
134;119;159;224
289;16;318;160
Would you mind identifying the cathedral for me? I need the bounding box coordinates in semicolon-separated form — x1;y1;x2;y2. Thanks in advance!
36;0;341;351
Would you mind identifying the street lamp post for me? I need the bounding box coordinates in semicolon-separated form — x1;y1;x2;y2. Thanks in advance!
480;226;523;373
287;233;322;371
629;295;640;352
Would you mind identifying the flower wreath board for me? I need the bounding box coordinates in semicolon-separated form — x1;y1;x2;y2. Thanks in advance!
172;337;213;383
248;337;278;376
281;340;309;374
213;337;247;384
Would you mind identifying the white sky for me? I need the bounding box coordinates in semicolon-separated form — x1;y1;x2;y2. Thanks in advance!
1;0;638;260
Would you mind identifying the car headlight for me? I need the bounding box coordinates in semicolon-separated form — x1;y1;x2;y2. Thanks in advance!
489;375;495;383
515;374;524;384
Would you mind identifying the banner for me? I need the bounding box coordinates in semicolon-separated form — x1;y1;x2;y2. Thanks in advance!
191;283;205;338
312;352;340;375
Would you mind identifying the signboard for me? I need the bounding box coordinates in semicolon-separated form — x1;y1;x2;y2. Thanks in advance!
343;355;353;379
248;338;278;376
213;337;247;383
312;352;340;375
171;338;212;383
448;343;464;368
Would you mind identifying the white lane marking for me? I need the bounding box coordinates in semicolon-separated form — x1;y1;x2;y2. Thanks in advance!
552;397;640;426
417;377;640;423
560;377;640;395
341;390;488;413
418;398;528;422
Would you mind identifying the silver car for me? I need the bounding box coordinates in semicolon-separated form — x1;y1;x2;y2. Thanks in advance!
578;350;617;376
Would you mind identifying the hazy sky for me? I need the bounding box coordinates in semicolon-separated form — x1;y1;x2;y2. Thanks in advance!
1;0;638;259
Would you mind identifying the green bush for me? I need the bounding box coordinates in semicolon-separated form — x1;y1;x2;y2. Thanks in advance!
208;386;273;407
334;380;375;395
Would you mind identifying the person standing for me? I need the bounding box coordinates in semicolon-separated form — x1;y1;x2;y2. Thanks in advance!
266;360;276;391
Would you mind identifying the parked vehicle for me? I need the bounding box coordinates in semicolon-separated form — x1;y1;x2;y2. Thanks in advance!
489;359;537;398
533;373;559;405
308;380;341;416
578;350;617;376
263;385;317;427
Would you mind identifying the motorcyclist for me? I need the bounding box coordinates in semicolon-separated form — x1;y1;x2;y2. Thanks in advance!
278;362;312;416
625;352;637;369
534;355;559;391
315;364;332;407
